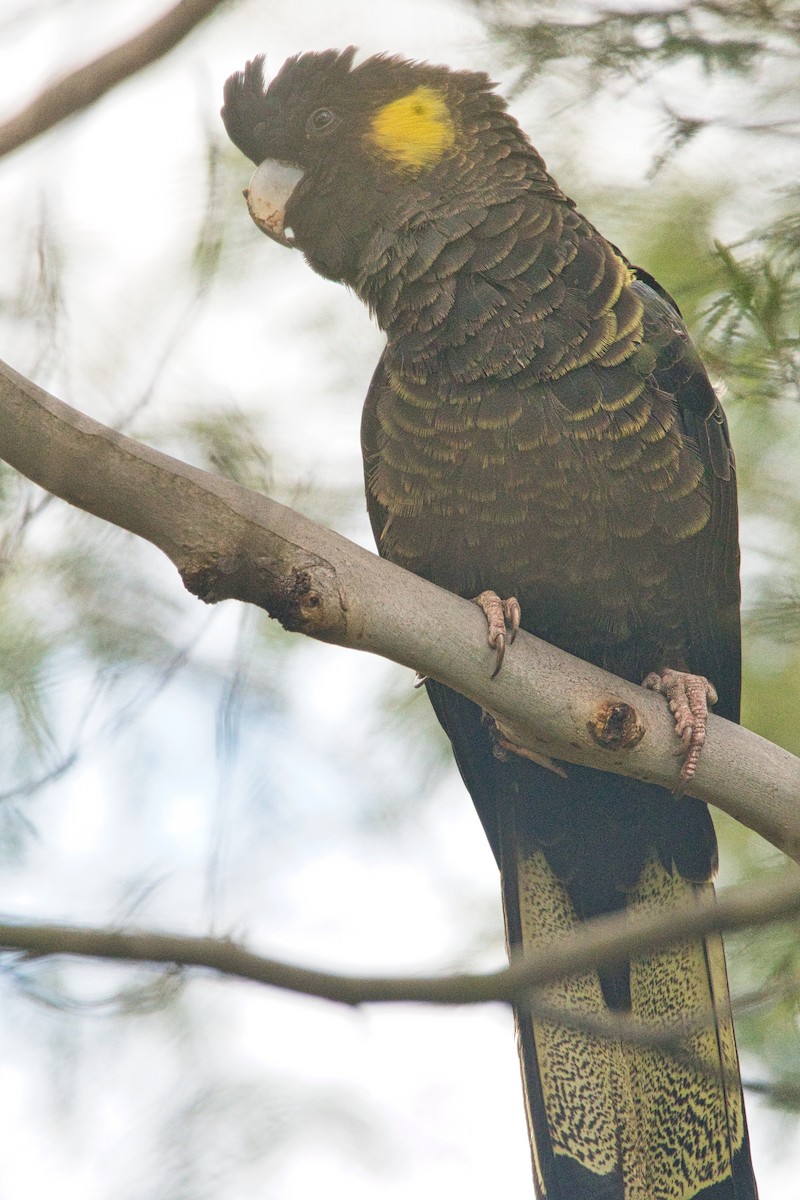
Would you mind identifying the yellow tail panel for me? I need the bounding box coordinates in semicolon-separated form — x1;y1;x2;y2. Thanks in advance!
512;848;746;1200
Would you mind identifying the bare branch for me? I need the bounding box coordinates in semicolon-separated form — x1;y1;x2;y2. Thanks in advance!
3;871;800;1007
0;0;232;159
1;356;799;863
740;1077;800;1108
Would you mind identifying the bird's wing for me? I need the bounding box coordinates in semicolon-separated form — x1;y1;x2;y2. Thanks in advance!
632;275;742;723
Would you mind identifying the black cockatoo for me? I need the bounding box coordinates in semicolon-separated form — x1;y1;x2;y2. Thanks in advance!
221;48;757;1200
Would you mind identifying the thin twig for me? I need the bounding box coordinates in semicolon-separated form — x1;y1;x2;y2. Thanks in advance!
0;0;232;159
2;871;800;1008
740;1077;800;1107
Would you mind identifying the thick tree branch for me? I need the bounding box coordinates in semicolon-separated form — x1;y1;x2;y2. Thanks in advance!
3;871;800;1007
1;355;799;862
0;0;232;159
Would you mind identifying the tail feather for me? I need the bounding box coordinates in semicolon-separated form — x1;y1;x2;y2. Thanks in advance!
505;827;756;1200
423;681;757;1198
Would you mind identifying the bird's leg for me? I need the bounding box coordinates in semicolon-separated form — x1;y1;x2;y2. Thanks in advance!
642;667;718;791
474;590;521;678
476;594;563;776
411;590;521;689
481;712;567;776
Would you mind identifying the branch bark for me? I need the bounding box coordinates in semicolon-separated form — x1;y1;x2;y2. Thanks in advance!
1;355;799;863
0;0;232;159
4;871;800;1007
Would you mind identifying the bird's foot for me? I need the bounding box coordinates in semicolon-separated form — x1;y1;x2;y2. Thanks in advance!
474;590;521;678
481;712;567;777
411;591;521;688
642;668;718;792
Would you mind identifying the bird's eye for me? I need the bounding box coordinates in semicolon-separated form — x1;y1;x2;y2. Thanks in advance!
306;107;340;137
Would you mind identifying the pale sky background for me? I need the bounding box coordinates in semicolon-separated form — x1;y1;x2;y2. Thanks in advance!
0;1;798;1198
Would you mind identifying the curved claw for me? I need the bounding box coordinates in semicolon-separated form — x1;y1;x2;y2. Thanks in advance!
505;597;521;646
642;668;718;794
474;591;521;678
491;632;507;680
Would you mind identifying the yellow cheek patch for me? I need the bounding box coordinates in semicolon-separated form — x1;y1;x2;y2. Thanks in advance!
367;86;455;171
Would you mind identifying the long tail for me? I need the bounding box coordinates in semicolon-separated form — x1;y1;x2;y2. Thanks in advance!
502;797;755;1200
426;682;758;1200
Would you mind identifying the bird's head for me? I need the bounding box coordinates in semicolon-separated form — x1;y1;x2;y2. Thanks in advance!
221;49;525;293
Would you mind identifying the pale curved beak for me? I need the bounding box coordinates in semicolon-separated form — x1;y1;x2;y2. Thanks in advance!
243;159;305;247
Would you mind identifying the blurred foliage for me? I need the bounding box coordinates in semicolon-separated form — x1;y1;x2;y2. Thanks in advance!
0;12;415;1188
476;1;800;93
1;0;800;1191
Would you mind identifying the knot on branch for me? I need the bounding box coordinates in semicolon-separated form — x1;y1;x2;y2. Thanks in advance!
271;564;347;639
588;699;645;753
181;552;347;640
